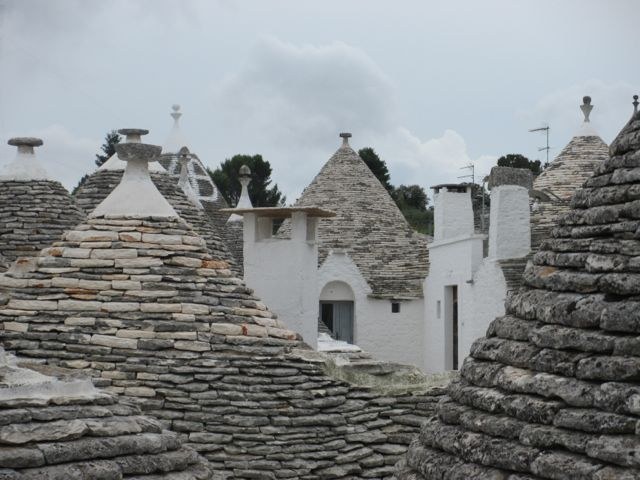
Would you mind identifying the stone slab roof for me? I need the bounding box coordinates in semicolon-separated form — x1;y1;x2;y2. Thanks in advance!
0;180;85;265
283;140;429;298
0;209;448;478
395;109;640;478
0;351;213;478
74;169;239;276
158;153;230;230
530;135;609;253
498;255;531;293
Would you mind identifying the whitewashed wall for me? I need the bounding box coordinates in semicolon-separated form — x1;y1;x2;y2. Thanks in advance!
243;212;319;348
319;252;425;369
423;234;485;373
461;259;507;359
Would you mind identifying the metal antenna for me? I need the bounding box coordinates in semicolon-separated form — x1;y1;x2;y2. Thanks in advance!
529;125;550;167
458;163;475;185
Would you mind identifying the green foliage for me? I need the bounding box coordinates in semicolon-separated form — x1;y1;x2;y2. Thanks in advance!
392;184;429;211
71;174;89;196
95;130;121;167
358;147;432;233
496;153;542;176
208;154;285;207
358;147;393;193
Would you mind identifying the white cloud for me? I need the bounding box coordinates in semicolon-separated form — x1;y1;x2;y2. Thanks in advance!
0;125;99;191
211;37;496;201
518;79;639;145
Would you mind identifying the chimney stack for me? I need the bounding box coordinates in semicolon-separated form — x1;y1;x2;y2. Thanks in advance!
487;166;532;259
431;184;474;241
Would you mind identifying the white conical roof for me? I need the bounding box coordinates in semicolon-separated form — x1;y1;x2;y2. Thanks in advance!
0;137;50;181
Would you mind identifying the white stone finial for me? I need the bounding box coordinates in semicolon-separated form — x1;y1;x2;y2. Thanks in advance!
227;164;253;223
118;128;148;143
0;137;50;181
576;95;598;137
163;104;189;154
91;143;177;218
98;128;166;172
339;132;352;147
171;104;182;120
177;146;203;209
580;96;593;123
633;95;639;115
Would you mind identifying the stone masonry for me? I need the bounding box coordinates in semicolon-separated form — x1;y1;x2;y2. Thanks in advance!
0;349;213;479
395;105;640;478
74;168;239;276
0;142;445;479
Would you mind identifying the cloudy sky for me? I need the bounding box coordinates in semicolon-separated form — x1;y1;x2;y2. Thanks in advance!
0;0;638;202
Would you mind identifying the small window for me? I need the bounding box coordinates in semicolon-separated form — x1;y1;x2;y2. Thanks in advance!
437;300;441;319
391;302;400;313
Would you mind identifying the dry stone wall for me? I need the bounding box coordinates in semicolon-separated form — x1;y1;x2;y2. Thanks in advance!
395;111;640;478
74;169;239;276
0;180;84;265
0;215;444;480
0;353;213;479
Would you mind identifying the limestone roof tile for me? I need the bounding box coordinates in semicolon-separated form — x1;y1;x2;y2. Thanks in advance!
282;139;429;298
395;107;640;479
0;177;85;265
0;350;213;478
0;141;446;478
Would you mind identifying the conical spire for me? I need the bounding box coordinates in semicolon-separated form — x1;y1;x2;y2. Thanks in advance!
227;164;253;223
162;104;190;154
0;137;49;181
91;142;177;217
98;128;166;172
396;104;640;479
177;146;203;209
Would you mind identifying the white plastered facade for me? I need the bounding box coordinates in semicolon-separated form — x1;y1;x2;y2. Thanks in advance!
318;251;425;368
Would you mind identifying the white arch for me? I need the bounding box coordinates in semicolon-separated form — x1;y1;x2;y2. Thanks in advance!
320;280;355;302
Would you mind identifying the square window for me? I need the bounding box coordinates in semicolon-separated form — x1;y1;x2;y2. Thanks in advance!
391;302;400;313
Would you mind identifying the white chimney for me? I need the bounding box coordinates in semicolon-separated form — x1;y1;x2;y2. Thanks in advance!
488;166;532;259
432;184;474;241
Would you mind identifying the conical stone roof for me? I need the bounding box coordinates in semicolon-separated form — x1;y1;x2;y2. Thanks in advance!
0;141;445;479
285;134;429;298
157;106;230;230
0;349;213;478
395;106;640;478
531;98;609;250
0;138;85;265
74;131;238;276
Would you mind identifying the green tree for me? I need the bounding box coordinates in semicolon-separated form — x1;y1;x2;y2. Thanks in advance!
208;154;285;207
496;153;542;176
392;184;429;211
392;184;432;234
358;147;393;193
95;130;122;167
72;130;122;195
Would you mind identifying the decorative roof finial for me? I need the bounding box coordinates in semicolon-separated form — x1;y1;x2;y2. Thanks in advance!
117;128;149;144
633;95;639;114
171;104;182;122
580;96;593;123
339;132;352;146
176;146;203;209
227;164;253;223
91;143;177;218
1;137;49;181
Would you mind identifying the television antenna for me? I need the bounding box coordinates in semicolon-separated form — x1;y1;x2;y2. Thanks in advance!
529;124;550;167
458;163;475;185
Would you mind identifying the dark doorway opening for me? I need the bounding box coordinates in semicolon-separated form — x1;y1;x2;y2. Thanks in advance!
320;301;354;344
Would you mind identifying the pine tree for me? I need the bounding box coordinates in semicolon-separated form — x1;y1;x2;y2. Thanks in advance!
95;130;122;167
207;154;285;207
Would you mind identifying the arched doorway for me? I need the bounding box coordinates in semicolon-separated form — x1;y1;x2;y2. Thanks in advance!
319;281;355;344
